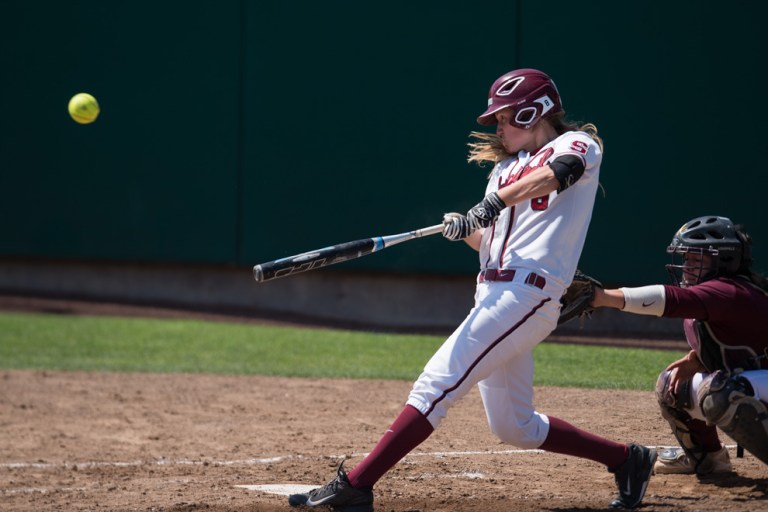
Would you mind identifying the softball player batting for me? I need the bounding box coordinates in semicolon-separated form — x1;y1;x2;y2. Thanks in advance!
289;68;656;511
592;216;768;475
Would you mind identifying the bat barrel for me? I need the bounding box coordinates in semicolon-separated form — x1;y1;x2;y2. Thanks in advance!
252;223;444;283
253;238;377;283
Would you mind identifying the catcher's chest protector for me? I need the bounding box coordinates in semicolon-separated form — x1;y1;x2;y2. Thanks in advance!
691;320;765;373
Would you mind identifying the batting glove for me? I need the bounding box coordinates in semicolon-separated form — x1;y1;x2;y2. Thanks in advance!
467;192;506;229
442;212;474;241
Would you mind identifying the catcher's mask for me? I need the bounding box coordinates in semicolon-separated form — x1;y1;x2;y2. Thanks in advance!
476;68;563;129
665;215;751;287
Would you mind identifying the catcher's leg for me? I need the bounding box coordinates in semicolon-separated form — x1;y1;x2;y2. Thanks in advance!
698;370;768;466
655;370;730;474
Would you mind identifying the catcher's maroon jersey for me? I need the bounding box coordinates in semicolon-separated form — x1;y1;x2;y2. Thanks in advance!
663;277;768;370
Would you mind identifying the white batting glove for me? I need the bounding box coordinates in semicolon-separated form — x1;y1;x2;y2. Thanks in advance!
442;212;474;241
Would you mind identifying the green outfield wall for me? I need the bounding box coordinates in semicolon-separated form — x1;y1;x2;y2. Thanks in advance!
2;1;766;285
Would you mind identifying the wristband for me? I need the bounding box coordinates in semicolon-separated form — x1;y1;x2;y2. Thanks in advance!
619;285;666;316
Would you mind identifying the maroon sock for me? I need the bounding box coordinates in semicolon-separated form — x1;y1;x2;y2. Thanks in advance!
689;419;722;452
539;416;629;470
347;405;434;488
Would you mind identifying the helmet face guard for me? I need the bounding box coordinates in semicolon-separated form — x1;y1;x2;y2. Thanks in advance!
666;246;720;288
477;68;563;129
664;216;745;287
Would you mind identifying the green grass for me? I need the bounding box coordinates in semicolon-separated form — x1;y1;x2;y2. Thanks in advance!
0;311;684;390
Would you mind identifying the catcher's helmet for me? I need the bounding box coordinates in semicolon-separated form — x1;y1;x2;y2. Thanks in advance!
665;215;751;286
477;68;563;129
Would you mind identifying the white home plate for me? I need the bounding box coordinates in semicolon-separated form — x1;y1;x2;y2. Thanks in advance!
235;484;317;496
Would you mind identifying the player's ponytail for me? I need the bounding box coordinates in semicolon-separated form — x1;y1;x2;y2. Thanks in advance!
735;227;768;291
467;132;507;166
467;113;604;168
745;270;768;291
548;113;604;152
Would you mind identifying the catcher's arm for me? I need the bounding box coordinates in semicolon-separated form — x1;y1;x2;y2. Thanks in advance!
561;272;669;324
595;285;667;316
592;288;625;309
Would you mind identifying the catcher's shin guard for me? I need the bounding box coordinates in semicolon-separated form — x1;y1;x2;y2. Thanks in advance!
698;371;768;465
655;370;712;472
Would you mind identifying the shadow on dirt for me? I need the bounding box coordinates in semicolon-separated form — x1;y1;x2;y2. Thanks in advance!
700;472;768;498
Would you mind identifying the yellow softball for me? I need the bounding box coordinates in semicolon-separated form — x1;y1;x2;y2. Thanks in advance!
68;93;100;124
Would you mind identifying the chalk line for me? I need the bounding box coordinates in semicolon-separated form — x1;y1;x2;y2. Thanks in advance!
2;445;736;471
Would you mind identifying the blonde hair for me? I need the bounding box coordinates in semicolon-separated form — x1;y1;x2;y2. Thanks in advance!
467;112;604;166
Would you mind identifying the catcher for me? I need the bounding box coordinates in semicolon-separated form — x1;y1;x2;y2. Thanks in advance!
563;215;768;475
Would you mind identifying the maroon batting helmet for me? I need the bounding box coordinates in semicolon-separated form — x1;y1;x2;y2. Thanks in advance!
477;68;563;129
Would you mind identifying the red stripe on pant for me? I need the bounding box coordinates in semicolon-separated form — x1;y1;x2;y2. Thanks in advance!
425;297;550;417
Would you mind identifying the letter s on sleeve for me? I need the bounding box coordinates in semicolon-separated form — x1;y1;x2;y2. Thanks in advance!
569;140;588;154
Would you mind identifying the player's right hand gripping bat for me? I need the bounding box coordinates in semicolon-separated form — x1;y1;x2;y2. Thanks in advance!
253;224;444;283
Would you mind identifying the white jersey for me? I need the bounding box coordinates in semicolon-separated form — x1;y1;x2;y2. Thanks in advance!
409;132;602;449
479;130;601;291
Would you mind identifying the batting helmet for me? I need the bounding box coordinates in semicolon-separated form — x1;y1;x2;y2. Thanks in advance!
477;68;563;129
665;215;751;286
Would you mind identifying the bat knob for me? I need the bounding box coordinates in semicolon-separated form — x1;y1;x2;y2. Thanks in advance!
253;265;264;282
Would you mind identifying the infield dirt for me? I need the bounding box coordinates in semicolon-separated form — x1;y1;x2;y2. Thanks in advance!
2;370;768;512
1;296;767;511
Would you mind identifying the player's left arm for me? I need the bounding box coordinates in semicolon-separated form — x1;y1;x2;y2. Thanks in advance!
495;146;589;206
467;159;582;227
465;166;557;229
463;229;483;251
467;136;595;228
494;164;561;206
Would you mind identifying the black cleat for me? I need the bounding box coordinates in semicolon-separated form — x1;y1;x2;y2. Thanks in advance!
609;443;657;509
288;462;374;512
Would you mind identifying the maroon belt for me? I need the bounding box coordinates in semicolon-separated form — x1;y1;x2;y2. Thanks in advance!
477;269;546;290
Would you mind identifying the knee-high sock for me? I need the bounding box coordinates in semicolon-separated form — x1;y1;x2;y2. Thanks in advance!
539;416;629;470
687;419;722;452
347;405;434;488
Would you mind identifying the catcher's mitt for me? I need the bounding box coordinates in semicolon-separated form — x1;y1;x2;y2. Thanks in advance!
558;269;602;325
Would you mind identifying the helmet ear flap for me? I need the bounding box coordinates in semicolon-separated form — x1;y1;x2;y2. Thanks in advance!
735;226;753;271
